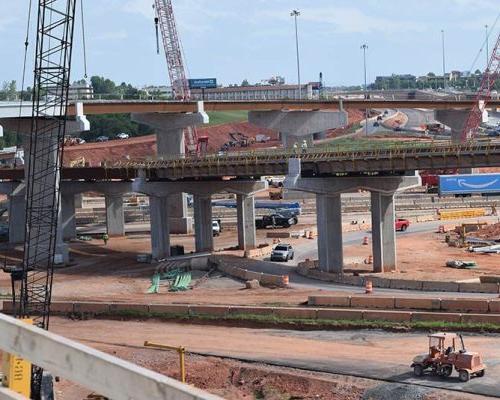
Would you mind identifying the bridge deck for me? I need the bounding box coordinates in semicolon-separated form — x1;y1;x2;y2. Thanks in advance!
1;141;499;181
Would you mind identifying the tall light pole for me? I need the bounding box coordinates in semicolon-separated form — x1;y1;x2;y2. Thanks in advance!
291;10;301;100
360;43;368;135
441;30;446;90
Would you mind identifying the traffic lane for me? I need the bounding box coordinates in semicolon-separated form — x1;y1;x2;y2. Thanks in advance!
53;319;500;398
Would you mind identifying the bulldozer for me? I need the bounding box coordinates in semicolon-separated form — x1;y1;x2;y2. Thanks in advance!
411;333;485;382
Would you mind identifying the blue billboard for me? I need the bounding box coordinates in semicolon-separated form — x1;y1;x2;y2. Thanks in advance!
188;78;217;89
439;173;500;195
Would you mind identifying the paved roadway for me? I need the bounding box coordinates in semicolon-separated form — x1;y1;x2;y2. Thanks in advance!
52;318;500;398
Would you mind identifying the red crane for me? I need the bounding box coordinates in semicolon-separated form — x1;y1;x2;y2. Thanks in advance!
154;0;208;155
461;32;500;141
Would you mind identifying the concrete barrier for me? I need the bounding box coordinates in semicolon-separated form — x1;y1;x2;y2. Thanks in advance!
308;295;351;307
316;309;363;320
461;313;500;324
363;310;412;322
350;296;395;310
214;258;288;288
459;282;499;294
266;232;291;239
411;312;462;323
273;307;317;319
189;305;230;317
441;299;490;313
422;281;460;292
490;300;500;313
395;298;441;311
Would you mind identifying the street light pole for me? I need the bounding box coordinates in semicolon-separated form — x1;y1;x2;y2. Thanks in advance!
441;30;446;90
361;43;368;135
291;10;301;100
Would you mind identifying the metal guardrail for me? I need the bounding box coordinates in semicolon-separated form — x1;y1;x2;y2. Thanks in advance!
108;139;500;172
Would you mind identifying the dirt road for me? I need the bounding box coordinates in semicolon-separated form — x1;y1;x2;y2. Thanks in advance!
51;318;500;398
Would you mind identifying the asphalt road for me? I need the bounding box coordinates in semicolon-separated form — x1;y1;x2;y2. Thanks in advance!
256;215;500;298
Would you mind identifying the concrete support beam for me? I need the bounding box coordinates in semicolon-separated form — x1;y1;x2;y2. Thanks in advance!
316;194;343;273
61;193;77;240
105;194;125;237
132;111;208;234
8;193;25;244
193;194;213;253
149;196;170;260
434;109;472;143
249;110;348;148
236;194;256;251
371;192;397;272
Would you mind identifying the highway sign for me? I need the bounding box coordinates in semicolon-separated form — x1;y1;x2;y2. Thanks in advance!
439;173;500;195
188;78;217;89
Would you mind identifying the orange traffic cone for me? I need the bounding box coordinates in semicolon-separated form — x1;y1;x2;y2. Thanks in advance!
365;280;373;294
362;236;369;245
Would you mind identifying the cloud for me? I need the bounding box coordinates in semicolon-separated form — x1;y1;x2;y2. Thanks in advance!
258;6;424;34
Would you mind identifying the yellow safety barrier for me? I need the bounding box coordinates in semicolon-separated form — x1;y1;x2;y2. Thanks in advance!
144;341;186;383
439;208;486;220
1;319;32;397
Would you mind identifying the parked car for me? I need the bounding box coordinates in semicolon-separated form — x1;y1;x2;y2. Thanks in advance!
377;115;383;121
373;121;380;127
212;219;222;236
96;136;109;142
0;225;8;242
116;132;130;139
270;244;294;262
395;218;410;231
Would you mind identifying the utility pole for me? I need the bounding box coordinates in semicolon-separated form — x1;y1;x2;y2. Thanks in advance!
291;10;301;100
361;43;368;135
441;29;446;90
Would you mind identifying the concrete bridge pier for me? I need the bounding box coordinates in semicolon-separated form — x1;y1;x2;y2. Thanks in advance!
316;193;343;273
193;194;213;253
7;188;26;244
248;110;348;148
236;194;256;251
105;194;125;237
132;107;208;234
285;163;420;274
149;195;170;260
61;193;77;240
434;109;475;143
370;192;396;272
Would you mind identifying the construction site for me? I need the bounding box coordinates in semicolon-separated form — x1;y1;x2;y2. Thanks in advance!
1;1;500;400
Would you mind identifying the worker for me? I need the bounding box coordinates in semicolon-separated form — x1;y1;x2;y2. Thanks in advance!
292;142;299;155
301;139;308;154
492;203;497;216
102;232;109;246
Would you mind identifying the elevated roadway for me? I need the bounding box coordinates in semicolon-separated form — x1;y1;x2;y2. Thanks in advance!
1;140;499;181
66;99;500;115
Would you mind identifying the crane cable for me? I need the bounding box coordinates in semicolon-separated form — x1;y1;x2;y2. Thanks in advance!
15;0;33;158
468;12;500;74
80;0;88;79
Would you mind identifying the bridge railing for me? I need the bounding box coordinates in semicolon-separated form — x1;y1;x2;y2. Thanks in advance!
107;138;500;171
0;313;221;400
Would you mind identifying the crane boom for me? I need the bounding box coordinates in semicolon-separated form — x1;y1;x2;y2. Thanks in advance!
16;1;77;397
461;32;500;141
154;0;206;154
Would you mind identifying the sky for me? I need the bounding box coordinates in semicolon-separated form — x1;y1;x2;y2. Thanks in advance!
0;0;499;89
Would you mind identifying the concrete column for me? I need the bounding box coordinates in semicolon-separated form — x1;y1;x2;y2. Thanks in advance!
236;194;256;251
61;193;77;240
371;192;396;273
132;112;208;234
150;196;170;260
105;194;125;237
8;193;26;244
316;193;343;273
55;206;70;264
193;194;213;253
434;109;473;143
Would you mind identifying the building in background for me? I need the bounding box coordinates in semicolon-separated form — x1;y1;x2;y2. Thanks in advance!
191;82;320;101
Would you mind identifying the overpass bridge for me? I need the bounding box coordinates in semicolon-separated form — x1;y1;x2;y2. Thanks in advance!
1;140;500;275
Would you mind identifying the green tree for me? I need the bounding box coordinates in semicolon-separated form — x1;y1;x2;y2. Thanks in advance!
241;79;250;87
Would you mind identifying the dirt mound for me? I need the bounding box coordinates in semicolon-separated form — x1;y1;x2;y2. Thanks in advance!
474;222;500;240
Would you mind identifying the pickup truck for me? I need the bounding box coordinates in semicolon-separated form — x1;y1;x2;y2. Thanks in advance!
395;218;410;232
256;213;298;229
